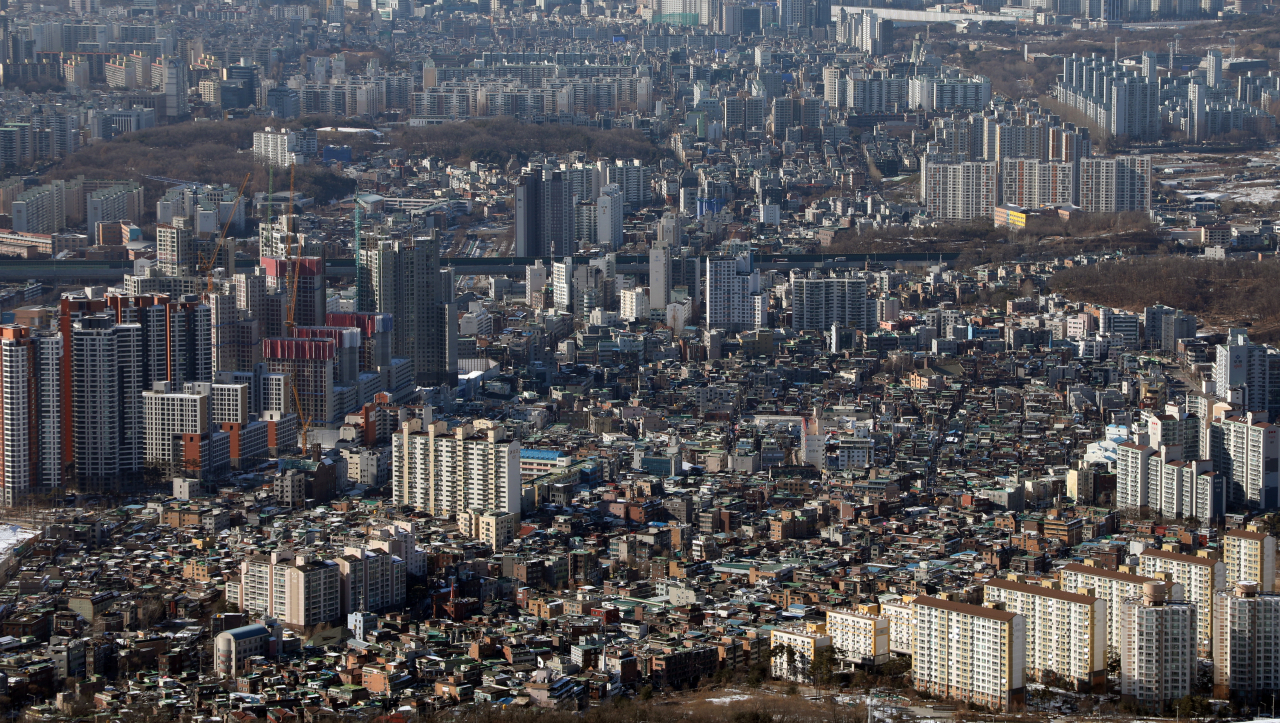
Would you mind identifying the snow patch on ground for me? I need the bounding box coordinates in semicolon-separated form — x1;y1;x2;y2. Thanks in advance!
707;695;753;705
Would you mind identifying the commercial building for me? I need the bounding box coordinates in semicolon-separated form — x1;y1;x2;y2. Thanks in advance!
214;624;271;677
1119;582;1196;714
1138;547;1226;657
982;578;1106;692
911;596;1025;712
391;418;522;517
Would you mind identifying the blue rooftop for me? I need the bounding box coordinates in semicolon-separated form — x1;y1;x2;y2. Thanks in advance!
521;449;568;460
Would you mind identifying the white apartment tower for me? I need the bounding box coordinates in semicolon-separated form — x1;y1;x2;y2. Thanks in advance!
1059;562;1183;653
705;254;766;332
1212;581;1280;701
1119;582;1196;714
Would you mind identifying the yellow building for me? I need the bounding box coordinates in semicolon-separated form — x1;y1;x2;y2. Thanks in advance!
1223;527;1276;592
770;627;832;683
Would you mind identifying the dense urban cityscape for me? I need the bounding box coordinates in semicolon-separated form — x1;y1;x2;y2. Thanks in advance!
3;0;1280;720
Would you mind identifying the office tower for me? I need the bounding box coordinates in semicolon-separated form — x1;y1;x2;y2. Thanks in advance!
1207;410;1280;509
0;326;63;506
1212;329;1280;422
1162;313;1197;353
514;168;575;258
391;419;521;517
1120;583;1196;714
1143;304;1178;349
262;256;325;330
335;546;406;615
156;219;194;276
921;155;997;220
705;254;766;333
1060;563;1183;652
825;608;888;667
982;579;1106;692
620;288;649;323
999;158;1074;208
1212;581;1280;701
770;627;832;683
71;314;144;490
649;244;672;311
1078;155;1153;213
266;86;300;119
1139;548;1226;657
792;275;868;332
526;260;548;307
1058;55;1160;141
141;381;230;480
358;236;453;386
1223;528;1277;592
596;184;624;250
225;551;341;627
911;596;1026;712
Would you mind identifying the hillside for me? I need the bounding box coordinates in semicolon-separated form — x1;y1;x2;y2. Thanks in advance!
396;117;670;166
1049;255;1280;342
44;118;357;223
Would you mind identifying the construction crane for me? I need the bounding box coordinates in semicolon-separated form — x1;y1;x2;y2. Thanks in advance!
197;172;252;292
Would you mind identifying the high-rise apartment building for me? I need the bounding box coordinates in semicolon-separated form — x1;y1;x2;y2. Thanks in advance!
141;381;230;481
1138;547;1226;657
705;254;766;332
335;546;406;615
391;418;521;517
70;314;144;490
225;551;340;627
1206;410;1280;510
357;237;454;386
791;275;869;332
649;244;672;312
252;127;317;167
983;578;1106;692
1223;528;1277;592
156;220;195;276
1078;155;1152;213
1119;582;1196;714
826;608;889;667
514;168;575;257
921;154;997;220
1213;328;1280;426
1212;581;1280;701
596;184;625;250
912;596;1026;712
999;158;1074;208
1058;55;1160;141
0;325;63;506
1059;562;1183;652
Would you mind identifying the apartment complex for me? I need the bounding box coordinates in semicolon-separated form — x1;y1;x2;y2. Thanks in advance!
391;418;522;517
1059;562;1183;652
912;596;1026;712
982;578;1106;692
1138;547;1226;657
224;551;341;628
